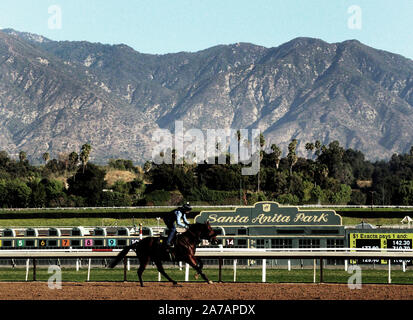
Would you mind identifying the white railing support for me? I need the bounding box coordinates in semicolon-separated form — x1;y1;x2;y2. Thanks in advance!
87;258;91;281
233;259;237;282
388;259;391;284
262;259;266;283
185;263;189;281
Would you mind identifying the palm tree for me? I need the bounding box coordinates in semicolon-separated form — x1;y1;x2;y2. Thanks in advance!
305;142;315;159
143;161;152;173
237;130;242;205
287;139;298;176
80;143;92;173
256;133;265;192
271;144;282;170
42;152;50;165
314;140;322;157
19;151;27;163
172;148;176;168
69;152;79;168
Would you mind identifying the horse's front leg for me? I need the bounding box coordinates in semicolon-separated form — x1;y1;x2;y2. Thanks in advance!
186;256;213;284
154;259;178;285
194;259;204;280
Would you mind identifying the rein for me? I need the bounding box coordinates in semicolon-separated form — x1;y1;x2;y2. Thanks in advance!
184;227;202;244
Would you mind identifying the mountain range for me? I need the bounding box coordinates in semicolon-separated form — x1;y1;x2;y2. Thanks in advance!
1;28;413;164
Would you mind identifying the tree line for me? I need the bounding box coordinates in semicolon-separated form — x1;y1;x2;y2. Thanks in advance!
1;139;413;208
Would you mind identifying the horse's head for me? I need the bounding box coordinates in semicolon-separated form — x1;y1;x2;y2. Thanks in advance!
198;221;219;245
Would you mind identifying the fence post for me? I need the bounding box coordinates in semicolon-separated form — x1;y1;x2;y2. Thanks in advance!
218;258;223;282
233;259;237;282
313;259;316;283
123;257;127;282
287;259;291;271
87;258;91;282
388;259;391;284
319;258;323;283
25;259;30;281
185;263;189;281
32;259;36;281
262;259;266;283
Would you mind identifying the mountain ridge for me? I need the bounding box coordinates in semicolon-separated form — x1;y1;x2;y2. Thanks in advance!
1;28;413;164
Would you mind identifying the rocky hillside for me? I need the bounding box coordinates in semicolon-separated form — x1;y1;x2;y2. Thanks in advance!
1;28;413;163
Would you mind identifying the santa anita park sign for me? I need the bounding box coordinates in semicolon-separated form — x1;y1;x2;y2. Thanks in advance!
194;202;342;227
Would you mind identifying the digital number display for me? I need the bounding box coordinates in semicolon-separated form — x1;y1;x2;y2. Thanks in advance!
387;239;412;265
355;239;381;264
350;233;413;265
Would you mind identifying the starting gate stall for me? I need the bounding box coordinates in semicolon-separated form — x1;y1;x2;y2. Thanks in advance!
37;228;61;249
112;227;130;247
17;228;39;249
91;227;107;247
0;229;15;248
141;226;154;237
94;227;107;236
70;227;85;236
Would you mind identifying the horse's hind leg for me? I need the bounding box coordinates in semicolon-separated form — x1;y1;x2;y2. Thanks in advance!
137;256;149;287
154;260;178;285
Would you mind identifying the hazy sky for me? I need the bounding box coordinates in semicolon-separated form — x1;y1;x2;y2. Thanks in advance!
0;0;412;59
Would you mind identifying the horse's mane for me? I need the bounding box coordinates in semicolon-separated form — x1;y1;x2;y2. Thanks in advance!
188;222;210;232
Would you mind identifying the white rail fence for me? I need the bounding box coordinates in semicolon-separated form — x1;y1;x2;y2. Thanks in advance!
0;248;412;284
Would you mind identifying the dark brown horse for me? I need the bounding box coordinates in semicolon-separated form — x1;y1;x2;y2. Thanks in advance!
109;222;218;286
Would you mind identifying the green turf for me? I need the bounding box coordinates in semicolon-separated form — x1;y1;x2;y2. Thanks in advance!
1;266;411;285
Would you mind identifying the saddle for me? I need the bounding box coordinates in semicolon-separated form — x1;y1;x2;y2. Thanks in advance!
159;236;177;262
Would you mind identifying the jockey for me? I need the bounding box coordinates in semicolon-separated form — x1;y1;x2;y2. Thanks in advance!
165;202;192;249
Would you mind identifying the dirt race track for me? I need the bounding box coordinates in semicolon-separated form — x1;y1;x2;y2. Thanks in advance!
0;281;412;300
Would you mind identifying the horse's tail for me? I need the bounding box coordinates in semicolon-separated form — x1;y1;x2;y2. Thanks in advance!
108;244;133;268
